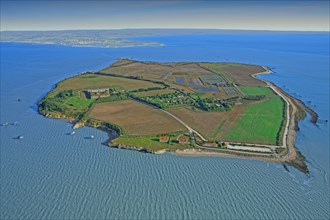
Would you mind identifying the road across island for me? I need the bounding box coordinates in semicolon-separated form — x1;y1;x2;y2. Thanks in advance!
159;109;207;141
130;66;290;154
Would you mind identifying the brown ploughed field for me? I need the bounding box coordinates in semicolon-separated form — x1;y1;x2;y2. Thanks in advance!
201;63;266;86
100;60;212;81
89;100;187;135
167;104;247;140
56;73;159;91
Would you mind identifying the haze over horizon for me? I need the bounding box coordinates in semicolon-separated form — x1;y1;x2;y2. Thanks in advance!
1;0;329;32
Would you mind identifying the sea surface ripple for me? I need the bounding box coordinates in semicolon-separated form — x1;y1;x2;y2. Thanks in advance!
1;34;329;219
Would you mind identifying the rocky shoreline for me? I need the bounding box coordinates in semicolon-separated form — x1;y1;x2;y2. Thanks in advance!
270;85;317;175
251;68;319;175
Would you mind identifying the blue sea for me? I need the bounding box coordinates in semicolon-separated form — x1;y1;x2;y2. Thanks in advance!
1;34;329;219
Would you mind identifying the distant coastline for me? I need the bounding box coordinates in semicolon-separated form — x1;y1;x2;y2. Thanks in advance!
2;29;328;49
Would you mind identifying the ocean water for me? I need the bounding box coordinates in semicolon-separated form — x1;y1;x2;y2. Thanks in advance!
1;34;329;219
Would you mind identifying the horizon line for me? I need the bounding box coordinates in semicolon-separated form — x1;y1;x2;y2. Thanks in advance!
1;28;329;33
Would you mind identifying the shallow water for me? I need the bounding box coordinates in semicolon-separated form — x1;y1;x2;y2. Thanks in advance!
1;33;329;219
175;77;185;85
195;87;219;93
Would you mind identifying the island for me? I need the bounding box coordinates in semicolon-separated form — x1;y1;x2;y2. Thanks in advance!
38;59;318;174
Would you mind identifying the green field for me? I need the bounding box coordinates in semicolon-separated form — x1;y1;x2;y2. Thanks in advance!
112;133;189;151
66;96;94;109
39;90;95;118
239;86;273;96
134;88;175;97
224;96;284;144
190;93;204;99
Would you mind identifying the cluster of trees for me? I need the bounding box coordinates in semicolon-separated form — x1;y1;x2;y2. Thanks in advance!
130;87;165;93
129;93;167;109
39;98;68;113
39;90;73;114
243;95;266;101
129;90;233;112
194;98;232;111
55;90;74;99
96;93;128;103
85;118;123;135
275;99;286;146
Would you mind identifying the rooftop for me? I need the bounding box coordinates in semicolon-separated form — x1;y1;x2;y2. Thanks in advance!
178;136;189;143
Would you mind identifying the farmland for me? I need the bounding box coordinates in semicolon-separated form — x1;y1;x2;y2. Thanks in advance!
101;60;210;81
89;100;187;135
167;105;247;140
224;97;284;144
56;73;160;92
39;59;287;154
200;73;226;86
223;86;240;97
201;62;266;86
239;86;273;96
166;95;285;145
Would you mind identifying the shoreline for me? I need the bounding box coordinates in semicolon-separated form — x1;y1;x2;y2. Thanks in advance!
38;65;317;175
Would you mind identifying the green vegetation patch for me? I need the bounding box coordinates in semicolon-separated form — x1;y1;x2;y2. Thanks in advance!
39;90;94;118
66;96;94;109
130;91;233;111
95;94;129;103
189;93;204;99
240;86;273;96
112;132;189;151
223;97;284;145
133;88;175;97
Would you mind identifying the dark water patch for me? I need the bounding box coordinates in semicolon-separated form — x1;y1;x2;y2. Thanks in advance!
175;77;185;85
195;87;218;93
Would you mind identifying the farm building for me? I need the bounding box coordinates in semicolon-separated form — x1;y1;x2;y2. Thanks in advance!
159;136;170;143
203;142;218;147
178;136;189;144
86;88;110;99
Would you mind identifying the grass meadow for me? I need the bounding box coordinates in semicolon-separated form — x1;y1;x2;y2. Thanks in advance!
239;86;273;96
223;96;284;144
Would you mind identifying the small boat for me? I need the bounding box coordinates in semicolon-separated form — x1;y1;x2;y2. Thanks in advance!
12;121;19;126
1;122;9;126
71;131;76;135
90;135;94;139
17;135;24;139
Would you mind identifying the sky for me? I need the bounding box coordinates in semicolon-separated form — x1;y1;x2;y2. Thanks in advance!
1;0;329;31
